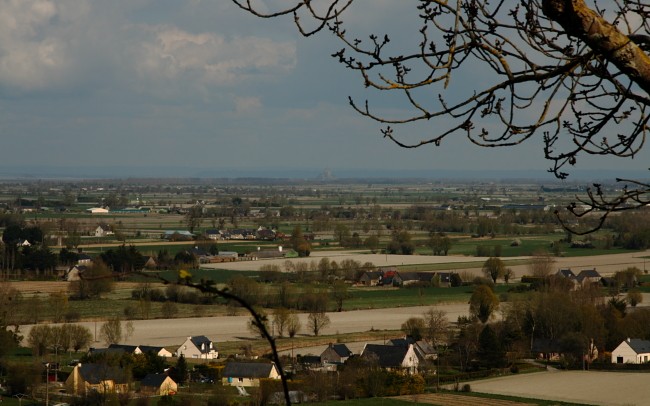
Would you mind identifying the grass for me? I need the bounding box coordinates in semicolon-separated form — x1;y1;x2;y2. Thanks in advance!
445;234;635;258
344;284;511;311
141;268;260;285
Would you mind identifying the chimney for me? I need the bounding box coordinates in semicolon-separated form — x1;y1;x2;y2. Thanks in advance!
627;337;631;343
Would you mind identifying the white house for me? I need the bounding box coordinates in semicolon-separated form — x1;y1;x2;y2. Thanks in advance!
95;224;114;237
65;265;87;281
221;362;280;387
611;338;650;364
176;336;218;360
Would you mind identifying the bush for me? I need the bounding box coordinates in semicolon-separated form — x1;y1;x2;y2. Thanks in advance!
149;288;166;302
461;384;471;392
124;305;138;320
161;301;178;318
65;311;81;322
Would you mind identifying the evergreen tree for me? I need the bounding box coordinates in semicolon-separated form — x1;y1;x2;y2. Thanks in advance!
477;325;505;369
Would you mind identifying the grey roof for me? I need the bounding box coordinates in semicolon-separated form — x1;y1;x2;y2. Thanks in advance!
360;271;382;279
398;272;434;282
141;373;172;388
189;336;215;353
626;339;650;354
138;345;166;354
577;269;601;278
361;344;409;368
222;362;276;378
389;337;416;347
557;269;576;278
108;344;138;353
329;343;352;357
78;364;128;384
89;347;128;355
415;340;436;356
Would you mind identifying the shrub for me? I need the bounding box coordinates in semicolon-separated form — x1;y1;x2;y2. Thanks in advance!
161;301;178;318
65;311;81;322
462;384;471;392
124;305;138;319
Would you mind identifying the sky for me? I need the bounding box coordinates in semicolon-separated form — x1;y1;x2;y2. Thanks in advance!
0;0;648;180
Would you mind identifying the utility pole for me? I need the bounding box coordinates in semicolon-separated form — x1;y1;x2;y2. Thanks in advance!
45;362;50;406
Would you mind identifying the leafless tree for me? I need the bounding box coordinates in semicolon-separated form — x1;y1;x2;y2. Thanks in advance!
287;310;302;338
69;324;93;352
423;308;449;347
529;249;557;278
272;307;291;338
234;0;650;231
307;311;331;336
99;317;133;346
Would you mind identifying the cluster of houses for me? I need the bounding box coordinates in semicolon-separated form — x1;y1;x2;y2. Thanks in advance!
66;335;219;397
555;268;604;288
162;226;279;242
89;336;218;360
67;364;178;396
64;333;438;399
298;337;436;375
359;268;457;287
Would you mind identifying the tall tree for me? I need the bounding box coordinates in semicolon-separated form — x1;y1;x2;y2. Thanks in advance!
477;325;506;369
423;308;449;347
286;310;302;338
290;225;311;257
482;257;505;284
234;0;650;230
469;285;500;323
529;250;556;278
307;311;330;336
69;260;114;299
99;317;134;346
401;317;425;341
331;280;351;312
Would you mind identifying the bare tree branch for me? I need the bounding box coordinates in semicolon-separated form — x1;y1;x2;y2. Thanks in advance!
233;0;650;232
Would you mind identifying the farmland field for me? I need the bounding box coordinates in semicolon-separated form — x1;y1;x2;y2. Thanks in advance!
469;370;650;406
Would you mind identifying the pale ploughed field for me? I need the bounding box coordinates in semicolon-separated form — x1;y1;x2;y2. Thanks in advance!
468;370;650;406
202;250;650;279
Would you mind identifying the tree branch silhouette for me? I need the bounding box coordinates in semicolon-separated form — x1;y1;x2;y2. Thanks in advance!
233;0;650;232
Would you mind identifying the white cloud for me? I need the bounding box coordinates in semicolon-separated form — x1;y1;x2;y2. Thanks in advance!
0;0;71;90
134;25;296;88
0;1;296;96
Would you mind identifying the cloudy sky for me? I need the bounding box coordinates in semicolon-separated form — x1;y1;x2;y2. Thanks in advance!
0;0;647;179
